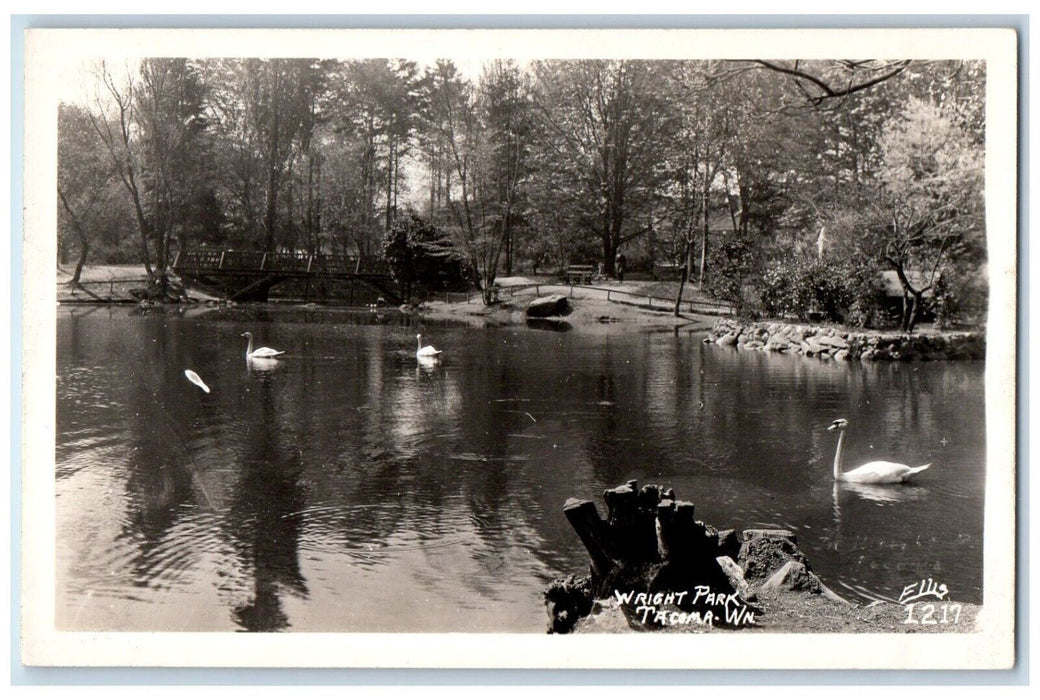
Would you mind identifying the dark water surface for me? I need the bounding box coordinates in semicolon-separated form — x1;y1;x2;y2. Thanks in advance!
55;305;986;632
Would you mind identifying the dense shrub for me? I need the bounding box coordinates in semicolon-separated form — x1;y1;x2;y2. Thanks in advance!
928;273;957;329
759;265;797;318
705;235;756;314
929;266;986;328
758;256;885;326
383;213;472;299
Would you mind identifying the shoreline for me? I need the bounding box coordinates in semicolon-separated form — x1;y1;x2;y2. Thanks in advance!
707;318;985;362
57;266;986;352
419;294;720;335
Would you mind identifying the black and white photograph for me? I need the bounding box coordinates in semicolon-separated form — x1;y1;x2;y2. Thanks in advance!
19;26;1018;669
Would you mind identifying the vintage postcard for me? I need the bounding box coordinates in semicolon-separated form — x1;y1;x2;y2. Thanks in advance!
20;26;1017;669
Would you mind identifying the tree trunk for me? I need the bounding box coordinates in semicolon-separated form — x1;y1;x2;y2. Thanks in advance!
265;82;282;253
889;258;925;334
673;239;691;317
903;292;924;332
505;227;513;277
699;182;710;286
127;173;154;276
160;222;172;274
304;157;312;252
385;134;395;230
57;187;91;286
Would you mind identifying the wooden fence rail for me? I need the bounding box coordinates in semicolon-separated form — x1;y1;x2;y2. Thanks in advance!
444;282;735;316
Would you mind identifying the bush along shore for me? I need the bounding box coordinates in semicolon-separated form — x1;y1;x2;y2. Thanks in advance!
707;319;985;361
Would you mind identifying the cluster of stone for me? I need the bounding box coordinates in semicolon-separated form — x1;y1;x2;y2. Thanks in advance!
707;319;984;361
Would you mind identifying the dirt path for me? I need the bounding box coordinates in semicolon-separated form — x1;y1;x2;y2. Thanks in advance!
420;288;720;335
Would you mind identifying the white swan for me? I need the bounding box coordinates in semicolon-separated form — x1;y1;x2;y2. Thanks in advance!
184;369;211;393
416;333;443;358
827;418;931;484
241;332;285;359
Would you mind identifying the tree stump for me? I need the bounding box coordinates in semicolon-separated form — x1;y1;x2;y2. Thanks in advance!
548;481;757;633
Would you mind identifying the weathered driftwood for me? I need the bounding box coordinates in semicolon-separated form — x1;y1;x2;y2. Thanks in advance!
549;480;756;633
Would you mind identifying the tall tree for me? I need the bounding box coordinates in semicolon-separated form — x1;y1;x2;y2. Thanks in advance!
532;60;677;274
424;60;535;300
424;60;488;293
205;59;329;252
57;103;118;284
332;59;427;255
661;61;731;311
89;58;209;280
479;60;535;278
871;96;984;331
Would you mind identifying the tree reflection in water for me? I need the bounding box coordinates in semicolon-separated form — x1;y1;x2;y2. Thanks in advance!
227;366;307;632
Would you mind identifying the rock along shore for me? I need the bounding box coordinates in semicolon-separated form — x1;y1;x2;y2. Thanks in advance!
707;319;985;361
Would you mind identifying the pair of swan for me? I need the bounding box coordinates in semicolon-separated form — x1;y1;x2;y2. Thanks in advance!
828;418;931;484
188;331;443;392
243;331;443;361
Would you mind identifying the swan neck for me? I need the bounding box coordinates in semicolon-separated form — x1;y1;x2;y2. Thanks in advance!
833;430;846;480
246;335;253;357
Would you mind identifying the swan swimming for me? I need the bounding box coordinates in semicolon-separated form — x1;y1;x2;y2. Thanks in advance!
827;418;931;484
416;333;443;358
241;332;285;359
184;369;211;393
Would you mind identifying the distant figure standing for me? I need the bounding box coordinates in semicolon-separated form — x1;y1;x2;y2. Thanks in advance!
615;251;626;284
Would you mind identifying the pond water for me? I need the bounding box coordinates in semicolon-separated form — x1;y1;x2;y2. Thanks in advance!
55;305;986;632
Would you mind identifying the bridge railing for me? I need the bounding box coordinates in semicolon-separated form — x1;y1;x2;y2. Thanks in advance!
174;250;390;276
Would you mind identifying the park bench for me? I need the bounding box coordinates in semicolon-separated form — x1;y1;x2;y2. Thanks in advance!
564;265;596;285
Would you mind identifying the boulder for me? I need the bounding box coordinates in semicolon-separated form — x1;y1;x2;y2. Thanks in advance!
716;331;739;346
526;294;571;318
817;334;849;349
544;574;594;634
571;597;634;633
760;560;822;594
738;529;807;582
759;560;851;605
802;337;827;355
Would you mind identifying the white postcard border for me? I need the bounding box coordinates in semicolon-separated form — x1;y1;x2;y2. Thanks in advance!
20;26;1019;669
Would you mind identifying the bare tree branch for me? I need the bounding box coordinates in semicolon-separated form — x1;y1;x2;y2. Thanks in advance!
751;59;911;105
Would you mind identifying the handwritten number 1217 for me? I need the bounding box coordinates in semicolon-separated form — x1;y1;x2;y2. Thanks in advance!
903;603;962;625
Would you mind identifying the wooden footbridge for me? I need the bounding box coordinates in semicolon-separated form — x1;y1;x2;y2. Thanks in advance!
172;250;401;303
